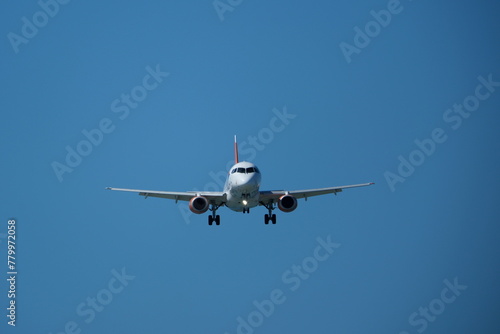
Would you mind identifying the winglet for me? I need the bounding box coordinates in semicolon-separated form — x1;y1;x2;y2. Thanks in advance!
234;135;239;164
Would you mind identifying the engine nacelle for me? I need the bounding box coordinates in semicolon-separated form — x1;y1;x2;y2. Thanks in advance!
189;196;209;214
278;195;298;212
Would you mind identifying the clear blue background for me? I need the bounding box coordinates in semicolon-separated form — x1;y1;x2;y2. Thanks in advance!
1;1;499;333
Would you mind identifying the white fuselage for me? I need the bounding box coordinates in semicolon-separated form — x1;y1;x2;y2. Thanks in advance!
224;161;262;212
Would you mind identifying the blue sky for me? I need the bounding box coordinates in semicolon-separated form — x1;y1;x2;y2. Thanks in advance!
1;1;499;333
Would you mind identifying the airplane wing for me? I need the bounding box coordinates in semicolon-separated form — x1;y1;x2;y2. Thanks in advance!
258;182;374;203
105;187;226;205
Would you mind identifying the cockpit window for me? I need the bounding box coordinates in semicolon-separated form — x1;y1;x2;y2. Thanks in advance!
233;166;260;174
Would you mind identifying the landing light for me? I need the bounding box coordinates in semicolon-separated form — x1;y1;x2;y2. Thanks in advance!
242;200;248;206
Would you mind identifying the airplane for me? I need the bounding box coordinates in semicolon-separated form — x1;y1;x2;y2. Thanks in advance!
106;136;374;225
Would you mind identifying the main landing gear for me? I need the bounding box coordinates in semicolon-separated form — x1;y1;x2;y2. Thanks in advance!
207;203;278;226
208;204;221;226
262;202;277;224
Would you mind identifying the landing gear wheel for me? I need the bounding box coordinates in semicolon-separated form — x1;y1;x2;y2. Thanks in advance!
264;214;269;224
215;215;220;225
208;216;213;226
271;214;277;224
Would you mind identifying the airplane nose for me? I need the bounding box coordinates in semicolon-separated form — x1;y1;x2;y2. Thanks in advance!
235;173;259;189
247;173;260;184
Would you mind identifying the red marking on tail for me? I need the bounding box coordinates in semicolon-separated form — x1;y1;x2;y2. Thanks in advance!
234;135;239;164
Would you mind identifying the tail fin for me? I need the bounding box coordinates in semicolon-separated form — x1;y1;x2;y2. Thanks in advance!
234;135;239;164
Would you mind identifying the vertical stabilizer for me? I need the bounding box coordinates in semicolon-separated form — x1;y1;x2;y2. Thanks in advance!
234;135;239;164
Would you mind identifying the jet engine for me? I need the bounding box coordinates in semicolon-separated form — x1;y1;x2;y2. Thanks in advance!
278;195;298;212
189;196;209;214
